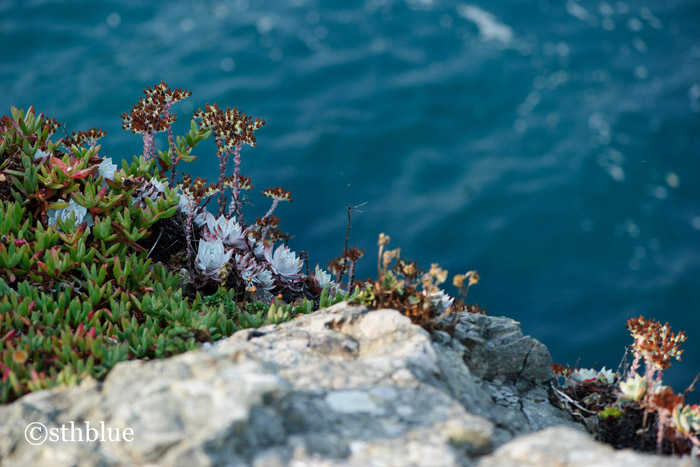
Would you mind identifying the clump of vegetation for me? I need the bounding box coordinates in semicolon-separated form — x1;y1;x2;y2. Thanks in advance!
0;83;349;403
552;316;699;458
351;233;483;332
0;82;484;405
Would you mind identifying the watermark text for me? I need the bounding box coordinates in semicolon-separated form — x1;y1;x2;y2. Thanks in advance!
25;421;134;445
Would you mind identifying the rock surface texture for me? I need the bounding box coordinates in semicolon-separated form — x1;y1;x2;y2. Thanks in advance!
0;303;694;466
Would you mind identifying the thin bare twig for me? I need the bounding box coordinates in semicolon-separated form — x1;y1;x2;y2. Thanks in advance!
147;230;164;258
550;382;597;417
337;202;366;285
682;372;700;399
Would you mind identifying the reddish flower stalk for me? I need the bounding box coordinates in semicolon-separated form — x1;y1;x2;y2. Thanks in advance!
228;141;243;218
347;260;356;290
628;353;642;379
262;198;280;221
163;103;179;184
185;208;195;270
217;142;231;216
142;133;155;160
163;103;176;154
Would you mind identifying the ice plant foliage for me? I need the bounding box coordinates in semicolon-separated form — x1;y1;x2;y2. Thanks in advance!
46;199;94;230
0;84;348;405
0;101;243;404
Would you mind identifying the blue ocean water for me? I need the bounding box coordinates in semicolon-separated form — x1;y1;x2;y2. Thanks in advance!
1;0;699;399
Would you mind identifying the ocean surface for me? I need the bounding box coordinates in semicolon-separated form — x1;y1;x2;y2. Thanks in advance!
1;0;699;399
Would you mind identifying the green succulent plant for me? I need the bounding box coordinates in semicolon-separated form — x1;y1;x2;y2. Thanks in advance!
0;97;293;403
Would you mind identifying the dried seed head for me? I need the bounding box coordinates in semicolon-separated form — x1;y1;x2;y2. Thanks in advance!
193;103;265;153
63;128;107;147
346;246;365;262
627;316;687;371
429;263;448;285
383;248;400;268
378;233;390;247
403;263;417;277
262;187;292;202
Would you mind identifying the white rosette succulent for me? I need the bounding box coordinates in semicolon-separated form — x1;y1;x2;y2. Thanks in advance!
177;191;207;227
597;367;617;384
234;253;276;291
195;238;232;282
131;178;168;208
138;178;166;200
46;199;94;230
264;243;304;283
618;374;647;402
255;268;276;291
235;253;262;283
33;149;51;161
204;213;246;249
423;288;454;313
313;265;336;291
673;404;700;436
97;157;118;181
245;233;265;259
568;368;599;387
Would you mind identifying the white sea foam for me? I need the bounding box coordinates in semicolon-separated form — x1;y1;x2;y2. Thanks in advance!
565;1;590;21
457;4;513;44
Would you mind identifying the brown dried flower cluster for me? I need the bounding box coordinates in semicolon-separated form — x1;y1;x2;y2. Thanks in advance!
222;175;253;191
143;81;192;105
551;363;572;378
346;246;365;262
193;103;265;154
262;187;292;202
179;174;218;203
43;117;61;135
63;128;107;147
121;81;191;135
627;316;687;371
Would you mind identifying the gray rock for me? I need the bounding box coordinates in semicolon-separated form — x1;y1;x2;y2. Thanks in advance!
478;426;699;467
0;303;686;466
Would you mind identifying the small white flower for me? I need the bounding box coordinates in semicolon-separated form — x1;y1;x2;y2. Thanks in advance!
97;157;118;180
47;199;94;230
264;244;303;282
195;239;232;281
205;214;246;249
